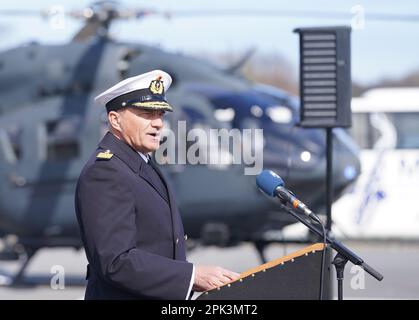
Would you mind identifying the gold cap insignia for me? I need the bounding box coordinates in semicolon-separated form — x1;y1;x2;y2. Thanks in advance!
149;76;164;95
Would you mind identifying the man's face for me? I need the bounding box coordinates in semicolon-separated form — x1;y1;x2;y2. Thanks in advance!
114;108;165;154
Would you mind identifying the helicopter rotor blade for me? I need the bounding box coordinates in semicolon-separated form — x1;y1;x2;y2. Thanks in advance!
0;9;45;16
225;47;257;74
2;5;419;43
1;7;419;23
152;9;419;23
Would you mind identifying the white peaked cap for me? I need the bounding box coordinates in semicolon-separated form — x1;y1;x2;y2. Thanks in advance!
94;70;173;112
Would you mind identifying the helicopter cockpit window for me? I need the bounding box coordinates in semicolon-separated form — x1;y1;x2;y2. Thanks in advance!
181;106;207;125
45;117;81;161
265;106;293;124
178;106;208;160
213;107;235;123
118;49;142;80
207;91;294;130
0;125;22;163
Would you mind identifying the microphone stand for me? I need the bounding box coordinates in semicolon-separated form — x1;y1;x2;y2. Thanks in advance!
277;202;383;300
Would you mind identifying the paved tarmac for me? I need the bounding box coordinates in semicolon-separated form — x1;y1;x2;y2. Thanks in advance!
0;241;418;300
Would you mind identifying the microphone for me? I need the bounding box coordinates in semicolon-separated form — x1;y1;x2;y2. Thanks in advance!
256;170;321;223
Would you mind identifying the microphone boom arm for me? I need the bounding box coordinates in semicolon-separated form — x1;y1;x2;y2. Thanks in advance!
278;202;384;282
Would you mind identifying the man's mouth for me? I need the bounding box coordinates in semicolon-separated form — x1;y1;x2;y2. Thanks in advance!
147;132;160;138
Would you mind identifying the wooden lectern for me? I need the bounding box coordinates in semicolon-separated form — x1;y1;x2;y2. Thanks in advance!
197;243;330;300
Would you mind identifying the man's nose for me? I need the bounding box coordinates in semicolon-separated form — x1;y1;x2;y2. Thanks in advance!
151;116;164;128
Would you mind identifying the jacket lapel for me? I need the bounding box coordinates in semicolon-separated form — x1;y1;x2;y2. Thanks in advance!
98;132;179;257
150;159;175;211
98;132;170;205
138;161;170;204
149;159;182;257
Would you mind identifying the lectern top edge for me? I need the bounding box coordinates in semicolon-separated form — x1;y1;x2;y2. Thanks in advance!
239;243;324;279
204;242;325;293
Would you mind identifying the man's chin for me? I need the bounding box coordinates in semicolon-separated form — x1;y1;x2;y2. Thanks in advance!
144;144;160;153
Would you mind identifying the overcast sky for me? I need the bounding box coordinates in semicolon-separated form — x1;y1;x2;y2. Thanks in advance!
1;0;419;85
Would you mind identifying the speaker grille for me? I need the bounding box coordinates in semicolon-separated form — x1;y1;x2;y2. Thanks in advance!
294;27;352;128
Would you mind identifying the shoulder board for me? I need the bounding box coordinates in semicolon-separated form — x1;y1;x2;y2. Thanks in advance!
96;150;113;160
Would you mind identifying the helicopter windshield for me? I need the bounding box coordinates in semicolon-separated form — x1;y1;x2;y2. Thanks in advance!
183;84;316;169
185;84;297;130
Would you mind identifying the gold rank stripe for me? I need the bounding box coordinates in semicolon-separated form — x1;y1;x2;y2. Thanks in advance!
96;152;113;160
131;101;173;111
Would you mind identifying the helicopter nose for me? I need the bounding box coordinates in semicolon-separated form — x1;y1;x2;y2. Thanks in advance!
260;126;360;202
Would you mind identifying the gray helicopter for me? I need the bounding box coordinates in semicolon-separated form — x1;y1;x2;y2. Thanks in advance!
0;2;360;284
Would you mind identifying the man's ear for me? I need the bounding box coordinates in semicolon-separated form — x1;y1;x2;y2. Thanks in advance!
108;111;123;132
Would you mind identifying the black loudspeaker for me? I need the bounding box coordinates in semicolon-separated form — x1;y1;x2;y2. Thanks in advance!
294;26;352;128
196;243;331;300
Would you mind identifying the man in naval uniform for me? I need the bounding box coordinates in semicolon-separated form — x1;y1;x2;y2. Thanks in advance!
75;70;239;299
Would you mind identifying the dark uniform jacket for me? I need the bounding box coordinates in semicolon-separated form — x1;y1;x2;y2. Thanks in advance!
75;132;193;299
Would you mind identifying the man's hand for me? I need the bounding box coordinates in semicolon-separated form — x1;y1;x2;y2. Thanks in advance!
193;265;240;292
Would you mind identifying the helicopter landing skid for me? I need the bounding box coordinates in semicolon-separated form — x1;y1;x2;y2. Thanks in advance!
252;236;318;264
0;247;37;287
254;241;269;263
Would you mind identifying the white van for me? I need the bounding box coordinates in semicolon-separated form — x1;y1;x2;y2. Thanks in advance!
332;87;419;240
